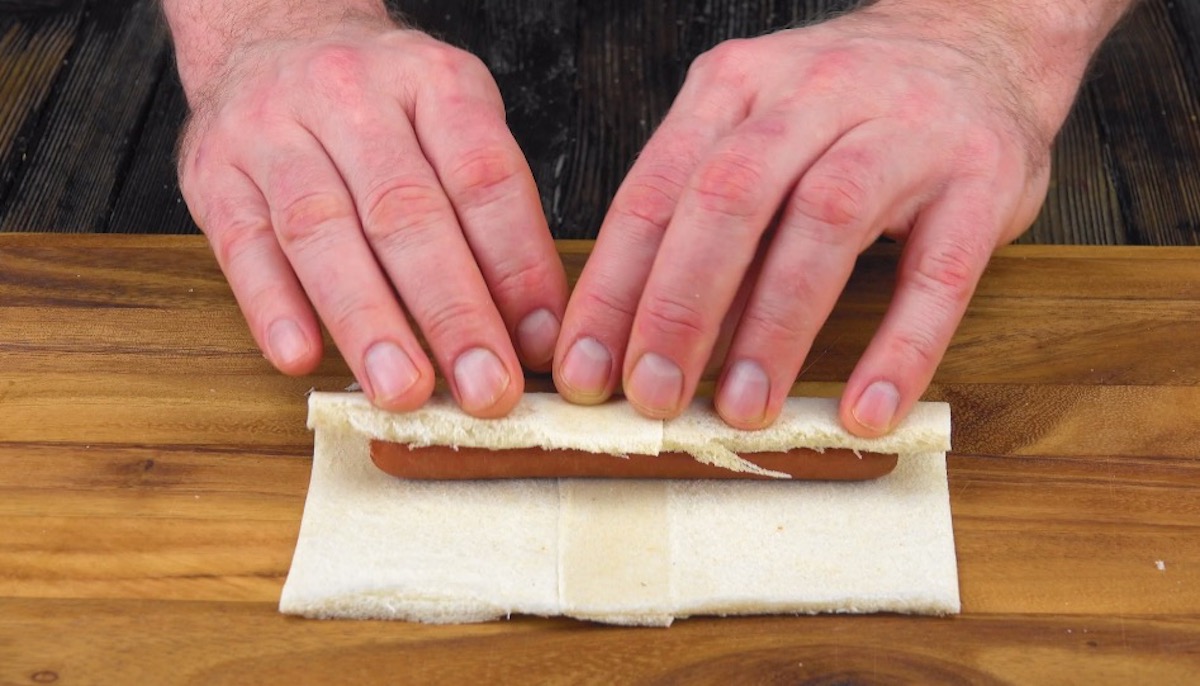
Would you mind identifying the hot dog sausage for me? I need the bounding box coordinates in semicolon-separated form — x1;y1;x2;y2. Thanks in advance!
369;442;897;480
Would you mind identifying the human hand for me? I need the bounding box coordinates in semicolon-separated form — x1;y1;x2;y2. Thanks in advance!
170;7;567;417
554;2;1113;435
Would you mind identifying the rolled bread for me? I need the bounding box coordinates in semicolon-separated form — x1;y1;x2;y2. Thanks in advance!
281;392;960;625
306;392;951;477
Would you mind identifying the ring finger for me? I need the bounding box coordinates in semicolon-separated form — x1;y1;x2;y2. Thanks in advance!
714;122;938;428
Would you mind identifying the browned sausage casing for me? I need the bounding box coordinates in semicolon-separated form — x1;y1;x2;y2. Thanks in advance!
369;442;897;481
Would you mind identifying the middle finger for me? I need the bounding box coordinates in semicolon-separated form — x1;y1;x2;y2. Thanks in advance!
311;104;524;417
554;76;753;405
622;102;858;418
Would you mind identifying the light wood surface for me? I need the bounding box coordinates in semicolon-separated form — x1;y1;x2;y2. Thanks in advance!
2;235;1199;683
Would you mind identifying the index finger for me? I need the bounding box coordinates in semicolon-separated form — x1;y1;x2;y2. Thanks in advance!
553;88;751;405
619;106;855;418
308;104;523;418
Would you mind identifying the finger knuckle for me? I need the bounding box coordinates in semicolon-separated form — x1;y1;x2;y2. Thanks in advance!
360;180;448;249
445;145;523;208
276;191;354;249
910;242;981;305
326;295;386;335
419;42;489;81
176;167;205;215
418;296;487;344
790;168;871;236
803;48;856;91
639;292;709;341
576;287;638;322
179;118;247;185
740;299;808;344
888;326;941;371
691;152;768;221
210;215;272;269
689;39;751;85
611;163;691;235
488;256;555;306
773;269;825;311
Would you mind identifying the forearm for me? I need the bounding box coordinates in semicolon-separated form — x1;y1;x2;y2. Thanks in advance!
162;0;393;101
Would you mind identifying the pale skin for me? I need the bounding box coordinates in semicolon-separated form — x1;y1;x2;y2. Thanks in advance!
164;0;1134;435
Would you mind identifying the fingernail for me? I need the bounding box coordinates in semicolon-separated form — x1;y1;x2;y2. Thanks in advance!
853;380;900;432
454;347;511;412
516;308;560;367
717;360;769;425
559;337;612;400
267;319;310;367
627;352;683;416
364;341;421;403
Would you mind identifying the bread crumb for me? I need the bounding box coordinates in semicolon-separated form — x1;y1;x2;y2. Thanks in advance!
1156;560;1166;571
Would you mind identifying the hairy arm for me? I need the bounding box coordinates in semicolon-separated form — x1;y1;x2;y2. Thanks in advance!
162;0;393;102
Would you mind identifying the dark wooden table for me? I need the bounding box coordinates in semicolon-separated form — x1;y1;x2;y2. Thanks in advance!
2;0;1199;243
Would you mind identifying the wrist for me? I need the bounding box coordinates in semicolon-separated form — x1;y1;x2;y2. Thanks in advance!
163;0;395;104
860;0;1133;136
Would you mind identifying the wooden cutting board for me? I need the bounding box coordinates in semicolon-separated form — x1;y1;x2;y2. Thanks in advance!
1;234;1199;682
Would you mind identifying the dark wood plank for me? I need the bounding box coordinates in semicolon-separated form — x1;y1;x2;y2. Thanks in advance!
1020;94;1127;244
0;0;78;12
0;5;82;200
1079;0;1200;246
0;0;168;232
1;0;1198;245
106;68;196;234
1168;0;1200;92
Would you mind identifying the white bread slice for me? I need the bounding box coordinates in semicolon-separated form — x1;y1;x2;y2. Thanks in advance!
281;392;959;625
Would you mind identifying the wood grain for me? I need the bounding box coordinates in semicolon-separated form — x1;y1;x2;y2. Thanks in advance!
0;0;167;232
2;0;1199;245
107;68;195;235
1083;0;1200;245
2;235;1200;681
0;1;79;12
0;5;82;193
2;600;1199;685
1022;92;1126;244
